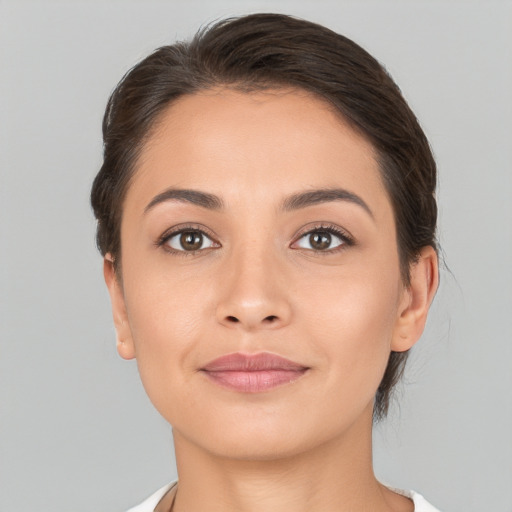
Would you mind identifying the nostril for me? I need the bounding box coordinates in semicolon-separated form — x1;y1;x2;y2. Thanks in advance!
264;315;278;323
226;316;239;323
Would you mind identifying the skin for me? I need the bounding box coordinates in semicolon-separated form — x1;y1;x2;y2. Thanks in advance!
104;88;438;512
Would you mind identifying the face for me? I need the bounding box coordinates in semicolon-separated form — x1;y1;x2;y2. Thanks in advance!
106;88;431;460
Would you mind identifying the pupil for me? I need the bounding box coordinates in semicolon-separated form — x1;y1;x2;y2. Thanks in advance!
180;231;203;250
310;232;331;250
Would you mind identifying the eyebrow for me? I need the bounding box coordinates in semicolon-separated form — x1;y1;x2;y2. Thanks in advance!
282;188;374;218
144;188;224;213
144;186;373;218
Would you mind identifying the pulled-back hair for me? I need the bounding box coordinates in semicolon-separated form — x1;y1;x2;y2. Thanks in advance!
91;13;437;419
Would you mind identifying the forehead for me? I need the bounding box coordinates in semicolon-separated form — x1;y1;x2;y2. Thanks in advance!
126;87;389;215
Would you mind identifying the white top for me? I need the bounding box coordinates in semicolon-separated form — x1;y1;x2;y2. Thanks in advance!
126;481;442;511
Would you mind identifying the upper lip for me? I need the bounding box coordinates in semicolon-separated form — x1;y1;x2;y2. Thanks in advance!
201;352;308;372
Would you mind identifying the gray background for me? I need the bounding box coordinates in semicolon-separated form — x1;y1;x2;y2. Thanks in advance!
1;1;511;511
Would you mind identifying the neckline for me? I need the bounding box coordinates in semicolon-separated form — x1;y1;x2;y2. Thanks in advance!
151;481;421;512
153;481;178;512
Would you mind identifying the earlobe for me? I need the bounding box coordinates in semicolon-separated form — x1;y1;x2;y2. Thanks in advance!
103;255;136;360
391;246;439;352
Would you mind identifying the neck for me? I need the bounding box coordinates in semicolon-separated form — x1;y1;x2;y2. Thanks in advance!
169;403;413;512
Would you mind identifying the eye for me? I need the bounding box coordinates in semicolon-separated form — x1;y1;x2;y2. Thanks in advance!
293;226;352;252
164;229;218;252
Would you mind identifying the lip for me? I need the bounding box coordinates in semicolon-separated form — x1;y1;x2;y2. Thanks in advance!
200;352;309;393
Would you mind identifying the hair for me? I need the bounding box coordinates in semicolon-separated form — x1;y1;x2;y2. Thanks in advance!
91;13;437;420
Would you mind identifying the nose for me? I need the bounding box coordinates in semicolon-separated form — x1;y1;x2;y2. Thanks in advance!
215;245;292;331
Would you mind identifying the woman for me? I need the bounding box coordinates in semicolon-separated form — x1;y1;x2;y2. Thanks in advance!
91;13;440;512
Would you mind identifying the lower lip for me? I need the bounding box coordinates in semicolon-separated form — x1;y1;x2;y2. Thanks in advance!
202;369;308;393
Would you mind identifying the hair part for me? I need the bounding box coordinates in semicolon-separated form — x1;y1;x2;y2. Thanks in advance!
91;13;437;419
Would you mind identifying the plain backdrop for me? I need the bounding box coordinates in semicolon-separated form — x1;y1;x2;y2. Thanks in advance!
1;1;511;511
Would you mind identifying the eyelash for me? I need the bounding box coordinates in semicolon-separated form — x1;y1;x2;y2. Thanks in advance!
293;223;354;255
155;222;354;257
155;224;219;257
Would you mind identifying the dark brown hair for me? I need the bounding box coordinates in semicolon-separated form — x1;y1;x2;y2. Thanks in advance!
91;13;437;420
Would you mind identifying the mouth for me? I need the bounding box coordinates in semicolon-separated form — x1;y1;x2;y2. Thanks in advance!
200;352;310;393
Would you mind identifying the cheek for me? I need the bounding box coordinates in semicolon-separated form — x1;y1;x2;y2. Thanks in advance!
122;267;210;399
127;279;200;345
298;265;401;388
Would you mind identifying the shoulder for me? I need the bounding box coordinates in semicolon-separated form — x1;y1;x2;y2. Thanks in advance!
125;481;177;512
391;487;442;512
410;491;442;512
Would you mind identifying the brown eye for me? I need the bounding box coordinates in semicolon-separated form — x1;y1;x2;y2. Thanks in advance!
180;231;203;250
166;230;216;252
309;232;331;250
294;229;346;252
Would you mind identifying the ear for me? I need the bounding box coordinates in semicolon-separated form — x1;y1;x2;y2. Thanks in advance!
103;255;136;360
391;246;439;352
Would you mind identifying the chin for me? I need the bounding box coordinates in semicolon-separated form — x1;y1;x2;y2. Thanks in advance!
183;426;316;462
171;402;369;463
